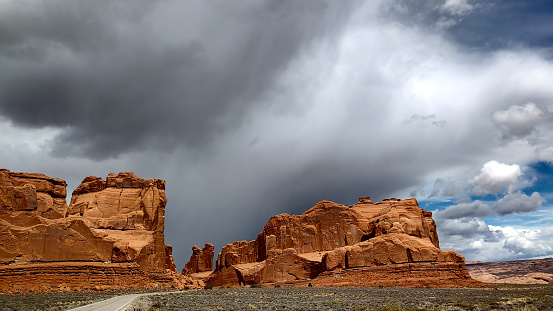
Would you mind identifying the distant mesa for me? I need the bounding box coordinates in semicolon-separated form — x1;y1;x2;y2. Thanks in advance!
0;169;198;292
467;258;553;284
203;196;480;287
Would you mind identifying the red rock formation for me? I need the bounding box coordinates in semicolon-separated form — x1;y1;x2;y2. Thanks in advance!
0;262;176;293
0;169;67;219
68;172;168;273
165;244;178;273
300;262;475;288
206;197;479;287
0;169;194;292
182;243;214;275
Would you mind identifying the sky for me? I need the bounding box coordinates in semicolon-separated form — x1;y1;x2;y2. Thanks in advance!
1;0;553;268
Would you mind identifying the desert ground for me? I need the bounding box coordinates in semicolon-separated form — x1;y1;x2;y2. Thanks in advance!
1;285;552;311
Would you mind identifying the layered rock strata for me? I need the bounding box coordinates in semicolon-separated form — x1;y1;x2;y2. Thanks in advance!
0;169;192;292
206;197;479;287
0;262;176;292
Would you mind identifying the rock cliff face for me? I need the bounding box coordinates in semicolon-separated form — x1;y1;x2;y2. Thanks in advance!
183;243;215;275
67;172;168;273
0;169;191;292
207;197;479;287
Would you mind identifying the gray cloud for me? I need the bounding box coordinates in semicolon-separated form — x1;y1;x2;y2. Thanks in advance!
436;217;501;241
434;191;544;221
429;177;469;198
539;147;553;163
492;191;545;216
492;103;550;140
434;201;491;219
404;114;447;127
0;0;359;159
404;114;436;123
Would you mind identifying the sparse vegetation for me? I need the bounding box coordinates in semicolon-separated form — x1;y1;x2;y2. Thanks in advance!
203;284;213;290
0;288;158;311
1;284;552;310
151;301;164;308
376;306;440;311
249;283;262;288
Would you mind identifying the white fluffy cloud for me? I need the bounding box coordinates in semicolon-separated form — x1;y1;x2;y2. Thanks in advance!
472;160;522;195
430;157;550;261
437;217;500;240
501;226;553;258
491;191;545;216
436;0;476;28
538;147;553;163
440;0;474;16
438;219;553;261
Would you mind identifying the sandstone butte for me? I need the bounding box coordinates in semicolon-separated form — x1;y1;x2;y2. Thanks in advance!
1;168;479;292
199;197;480;288
0;169;199;293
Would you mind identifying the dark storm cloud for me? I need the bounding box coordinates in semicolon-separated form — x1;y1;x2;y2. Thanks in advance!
0;0;360;159
161;135;429;266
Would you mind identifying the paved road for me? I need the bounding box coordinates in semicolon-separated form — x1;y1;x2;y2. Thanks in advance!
67;294;141;311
